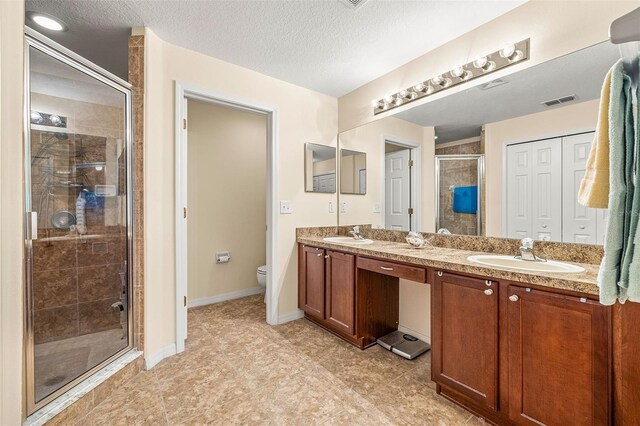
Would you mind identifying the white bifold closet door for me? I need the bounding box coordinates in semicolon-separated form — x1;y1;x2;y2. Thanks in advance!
506;138;562;241
562;133;602;244
507;131;605;244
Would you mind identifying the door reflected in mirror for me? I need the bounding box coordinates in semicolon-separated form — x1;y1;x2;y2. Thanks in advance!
340;149;366;194
305;143;336;193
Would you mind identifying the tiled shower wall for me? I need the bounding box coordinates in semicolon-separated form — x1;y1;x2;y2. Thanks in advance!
129;34;145;351
29;93;127;344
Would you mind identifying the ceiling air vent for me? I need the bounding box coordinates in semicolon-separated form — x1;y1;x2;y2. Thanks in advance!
478;79;508;91
339;0;369;10
542;94;577;107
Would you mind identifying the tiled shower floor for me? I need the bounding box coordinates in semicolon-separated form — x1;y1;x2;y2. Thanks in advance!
35;329;126;402
75;295;482;425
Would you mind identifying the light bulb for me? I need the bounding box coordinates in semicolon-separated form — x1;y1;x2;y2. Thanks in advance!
30;111;43;124
451;66;465;78
451;66;472;80
500;44;523;62
473;56;488;68
31;13;67;32
432;75;451;87
371;100;382;109
413;83;425;93
383;95;394;104
49;115;63;126
399;90;409;99
394;96;403;106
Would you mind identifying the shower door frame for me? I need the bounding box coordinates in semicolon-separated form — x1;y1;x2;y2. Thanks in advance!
434;154;485;236
23;28;135;415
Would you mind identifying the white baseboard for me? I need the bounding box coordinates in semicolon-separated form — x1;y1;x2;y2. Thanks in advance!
398;325;431;344
277;309;304;324
187;286;265;308
144;343;177;369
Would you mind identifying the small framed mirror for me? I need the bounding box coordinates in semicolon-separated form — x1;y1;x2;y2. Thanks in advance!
305;143;336;193
340;149;367;194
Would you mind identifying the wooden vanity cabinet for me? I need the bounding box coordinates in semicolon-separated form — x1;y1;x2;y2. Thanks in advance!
298;245;326;321
506;285;611;426
432;271;499;412
432;270;612;426
298;245;356;340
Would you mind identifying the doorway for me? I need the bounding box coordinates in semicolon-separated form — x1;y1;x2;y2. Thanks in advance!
383;139;421;231
174;83;278;354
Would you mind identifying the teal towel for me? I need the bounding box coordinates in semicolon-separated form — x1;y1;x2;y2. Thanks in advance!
599;59;639;305
621;62;640;303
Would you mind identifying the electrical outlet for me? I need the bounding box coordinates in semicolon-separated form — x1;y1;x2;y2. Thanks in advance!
328;201;335;213
279;200;293;214
340;202;347;213
373;203;381;213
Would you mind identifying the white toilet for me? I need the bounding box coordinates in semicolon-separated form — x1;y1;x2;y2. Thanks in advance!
257;265;267;302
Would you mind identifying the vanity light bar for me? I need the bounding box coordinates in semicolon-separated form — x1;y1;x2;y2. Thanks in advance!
372;39;530;115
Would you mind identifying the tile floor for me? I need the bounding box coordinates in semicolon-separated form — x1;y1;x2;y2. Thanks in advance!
75;295;483;425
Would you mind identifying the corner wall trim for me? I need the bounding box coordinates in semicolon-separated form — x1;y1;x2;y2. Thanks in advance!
144;343;177;370
187;287;264;308
277;309;304;324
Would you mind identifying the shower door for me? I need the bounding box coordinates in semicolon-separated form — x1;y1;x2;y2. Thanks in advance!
24;32;133;413
435;155;484;236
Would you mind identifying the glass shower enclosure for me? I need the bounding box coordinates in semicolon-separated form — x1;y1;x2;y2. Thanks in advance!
435;155;484;236
24;31;134;414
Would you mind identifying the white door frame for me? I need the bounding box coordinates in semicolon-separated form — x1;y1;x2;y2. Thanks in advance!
174;81;279;353
380;136;422;231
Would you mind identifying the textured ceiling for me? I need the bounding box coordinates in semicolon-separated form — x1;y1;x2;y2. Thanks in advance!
393;41;619;143
25;0;525;97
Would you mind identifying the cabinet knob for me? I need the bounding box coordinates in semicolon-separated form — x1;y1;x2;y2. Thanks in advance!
579;225;586;230
324;255;329;259
509;295;519;302
484;289;494;296
485;280;492;286
436;271;443;277
380;266;394;271
317;253;323;257
542;224;547;228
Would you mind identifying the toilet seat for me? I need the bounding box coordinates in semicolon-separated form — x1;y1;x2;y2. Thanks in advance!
257;265;267;275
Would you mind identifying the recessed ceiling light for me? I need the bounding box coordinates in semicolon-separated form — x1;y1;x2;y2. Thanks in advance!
27;12;68;32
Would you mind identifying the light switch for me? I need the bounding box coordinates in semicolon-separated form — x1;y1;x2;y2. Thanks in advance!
328;201;335;213
340;202;347;213
373;203;381;213
279;200;293;214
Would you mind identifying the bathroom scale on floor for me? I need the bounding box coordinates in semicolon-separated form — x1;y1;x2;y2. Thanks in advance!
377;331;430;360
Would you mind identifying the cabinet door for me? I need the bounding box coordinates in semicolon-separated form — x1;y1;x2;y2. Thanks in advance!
325;250;355;335
433;272;499;410
299;246;325;320
506;286;610;425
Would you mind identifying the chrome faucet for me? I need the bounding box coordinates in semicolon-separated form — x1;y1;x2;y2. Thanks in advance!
519;237;537;261
349;226;364;240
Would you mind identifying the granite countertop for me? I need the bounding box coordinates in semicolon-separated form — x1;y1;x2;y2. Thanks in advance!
297;236;600;296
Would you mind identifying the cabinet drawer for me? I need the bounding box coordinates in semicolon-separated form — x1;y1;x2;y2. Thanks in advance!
357;257;426;282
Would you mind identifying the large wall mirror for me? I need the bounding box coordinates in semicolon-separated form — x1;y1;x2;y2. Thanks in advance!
337;40;619;245
305;143;336;193
340;149;367;195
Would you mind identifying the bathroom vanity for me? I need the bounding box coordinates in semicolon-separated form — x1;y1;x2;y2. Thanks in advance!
297;229;612;425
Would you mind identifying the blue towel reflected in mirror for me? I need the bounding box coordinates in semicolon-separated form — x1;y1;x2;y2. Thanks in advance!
452;186;478;214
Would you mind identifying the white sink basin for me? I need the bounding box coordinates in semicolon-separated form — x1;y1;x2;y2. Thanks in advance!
467;254;585;273
323;237;374;245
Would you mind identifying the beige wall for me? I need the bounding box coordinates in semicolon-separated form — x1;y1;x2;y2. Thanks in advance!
338;116;435;231
338;1;638;132
143;28;338;361
484;99;599;237
0;0;25;422
186;100;267;301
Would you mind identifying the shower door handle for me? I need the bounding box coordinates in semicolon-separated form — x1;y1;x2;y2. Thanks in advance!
26;211;38;241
